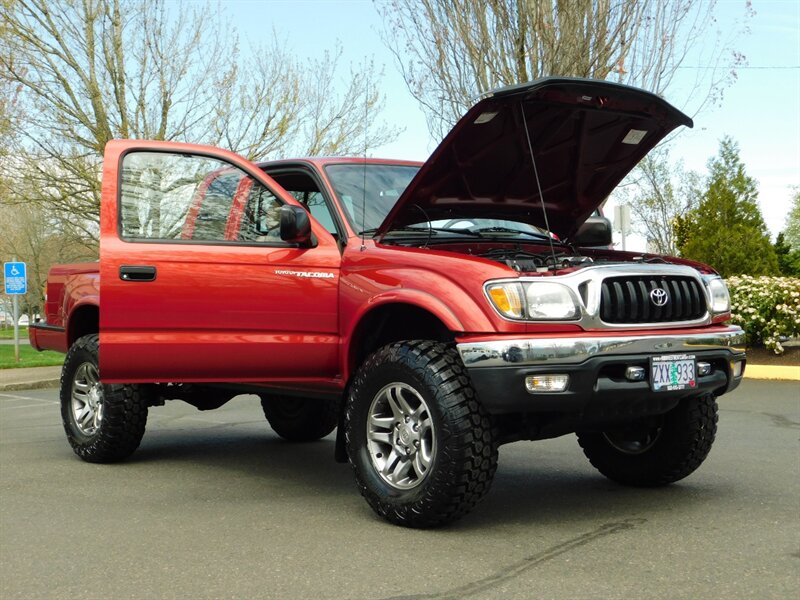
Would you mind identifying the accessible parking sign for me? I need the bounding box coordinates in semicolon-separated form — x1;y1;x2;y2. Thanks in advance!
4;262;27;295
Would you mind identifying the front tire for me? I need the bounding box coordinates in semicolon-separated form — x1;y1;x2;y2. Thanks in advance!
577;393;718;487
60;334;149;463
345;341;498;528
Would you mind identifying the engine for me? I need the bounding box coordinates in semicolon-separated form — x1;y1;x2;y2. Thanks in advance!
479;247;596;272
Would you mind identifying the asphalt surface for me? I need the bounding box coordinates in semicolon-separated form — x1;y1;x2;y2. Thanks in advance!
1;380;798;599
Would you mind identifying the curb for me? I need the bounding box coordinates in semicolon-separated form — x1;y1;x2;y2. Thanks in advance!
745;365;800;382
0;378;61;392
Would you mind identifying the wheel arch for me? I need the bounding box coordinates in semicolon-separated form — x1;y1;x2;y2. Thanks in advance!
343;299;457;384
67;303;99;347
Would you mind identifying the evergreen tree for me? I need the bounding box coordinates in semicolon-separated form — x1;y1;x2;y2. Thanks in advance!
774;232;800;276
679;137;778;277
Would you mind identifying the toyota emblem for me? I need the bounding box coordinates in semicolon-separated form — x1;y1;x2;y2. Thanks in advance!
650;287;669;307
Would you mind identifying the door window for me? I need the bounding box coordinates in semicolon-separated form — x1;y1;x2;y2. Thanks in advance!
119;151;283;243
267;170;339;236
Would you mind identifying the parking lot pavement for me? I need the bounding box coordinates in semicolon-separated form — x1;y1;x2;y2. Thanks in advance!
1;380;798;599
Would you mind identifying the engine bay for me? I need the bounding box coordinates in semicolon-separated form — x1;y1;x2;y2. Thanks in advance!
380;237;678;275
478;247;596;272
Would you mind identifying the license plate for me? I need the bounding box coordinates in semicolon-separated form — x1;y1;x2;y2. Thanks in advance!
650;354;697;392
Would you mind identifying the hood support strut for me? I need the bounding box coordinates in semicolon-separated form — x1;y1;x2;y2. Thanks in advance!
519;101;558;268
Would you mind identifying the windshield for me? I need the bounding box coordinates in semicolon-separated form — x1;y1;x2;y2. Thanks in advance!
324;164;419;233
324;162;600;240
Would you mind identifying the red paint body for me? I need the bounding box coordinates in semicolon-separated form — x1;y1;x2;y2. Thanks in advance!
32;140;737;393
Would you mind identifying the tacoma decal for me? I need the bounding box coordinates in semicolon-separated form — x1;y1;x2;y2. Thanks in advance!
274;270;335;279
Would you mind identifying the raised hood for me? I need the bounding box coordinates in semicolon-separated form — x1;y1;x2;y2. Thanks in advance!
376;77;692;240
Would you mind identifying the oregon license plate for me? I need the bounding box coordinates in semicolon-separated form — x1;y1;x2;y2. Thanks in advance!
650;354;697;392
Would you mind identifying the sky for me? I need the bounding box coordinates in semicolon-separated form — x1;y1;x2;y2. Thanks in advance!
222;0;799;251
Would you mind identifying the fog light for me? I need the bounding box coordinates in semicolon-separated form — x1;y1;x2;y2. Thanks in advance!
697;362;712;376
732;360;744;378
625;366;646;381
525;374;569;393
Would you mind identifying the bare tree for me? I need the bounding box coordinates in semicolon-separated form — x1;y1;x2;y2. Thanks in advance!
785;187;800;250
379;0;750;138
218;43;396;160
619;148;701;255
1;0;398;243
0;198;95;319
0;0;21;156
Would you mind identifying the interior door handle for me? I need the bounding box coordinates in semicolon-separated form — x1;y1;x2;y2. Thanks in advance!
120;265;157;282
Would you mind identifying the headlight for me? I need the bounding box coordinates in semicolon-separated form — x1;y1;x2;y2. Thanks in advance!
486;281;579;321
703;276;730;313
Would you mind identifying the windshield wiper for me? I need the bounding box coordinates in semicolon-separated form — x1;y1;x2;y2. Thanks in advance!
360;226;484;237
467;227;571;247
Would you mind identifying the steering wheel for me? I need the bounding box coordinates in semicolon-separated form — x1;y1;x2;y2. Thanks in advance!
440;218;476;230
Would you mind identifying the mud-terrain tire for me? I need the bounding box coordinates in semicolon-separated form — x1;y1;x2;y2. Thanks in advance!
577;393;718;487
345;341;498;528
60;334;149;463
260;395;339;442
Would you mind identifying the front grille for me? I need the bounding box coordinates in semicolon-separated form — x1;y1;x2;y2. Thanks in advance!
600;276;706;324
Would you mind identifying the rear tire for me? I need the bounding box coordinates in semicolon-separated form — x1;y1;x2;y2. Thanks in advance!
577;393;718;487
259;395;339;442
60;334;149;463
345;341;498;528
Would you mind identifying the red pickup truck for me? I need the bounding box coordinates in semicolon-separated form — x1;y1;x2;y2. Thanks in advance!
31;78;745;527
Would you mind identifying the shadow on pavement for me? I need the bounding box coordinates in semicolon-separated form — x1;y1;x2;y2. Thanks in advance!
120;417;730;529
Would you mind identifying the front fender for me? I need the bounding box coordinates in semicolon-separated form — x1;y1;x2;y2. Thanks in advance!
341;265;499;332
339;267;501;380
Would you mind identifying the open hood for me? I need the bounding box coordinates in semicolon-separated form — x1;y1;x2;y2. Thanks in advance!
376;78;692;240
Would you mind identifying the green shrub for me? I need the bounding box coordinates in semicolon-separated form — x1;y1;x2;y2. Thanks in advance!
726;276;800;354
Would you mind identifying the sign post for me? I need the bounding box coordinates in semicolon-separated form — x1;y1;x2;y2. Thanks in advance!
614;204;632;251
4;260;27;364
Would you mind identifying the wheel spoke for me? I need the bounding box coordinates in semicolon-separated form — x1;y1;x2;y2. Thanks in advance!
79;408;94;428
413;451;429;476
418;442;433;469
382;449;400;475
410;404;428;420
85;365;100;385
386;386;413;419
369;414;395;430
72;391;89;405
74;402;89;420
391;457;412;482
368;431;392;445
418;416;432;435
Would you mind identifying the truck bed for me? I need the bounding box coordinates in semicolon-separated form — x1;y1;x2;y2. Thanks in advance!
29;262;99;353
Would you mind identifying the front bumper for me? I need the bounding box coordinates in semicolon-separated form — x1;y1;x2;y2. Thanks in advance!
457;328;746;415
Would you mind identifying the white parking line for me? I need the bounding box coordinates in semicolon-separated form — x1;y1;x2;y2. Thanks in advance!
1;402;58;410
0;393;58;404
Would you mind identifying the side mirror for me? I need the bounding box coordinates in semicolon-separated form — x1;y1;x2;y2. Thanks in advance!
279;205;313;246
572;216;612;247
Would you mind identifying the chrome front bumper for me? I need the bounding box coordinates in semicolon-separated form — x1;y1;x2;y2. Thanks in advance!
457;327;746;369
455;327;746;416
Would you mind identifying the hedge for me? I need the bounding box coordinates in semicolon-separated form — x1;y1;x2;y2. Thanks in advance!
726;276;800;354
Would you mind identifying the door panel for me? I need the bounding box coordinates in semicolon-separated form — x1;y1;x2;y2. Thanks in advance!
100;140;340;383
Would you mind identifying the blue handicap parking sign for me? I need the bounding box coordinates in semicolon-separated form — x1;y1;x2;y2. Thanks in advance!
4;262;27;295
